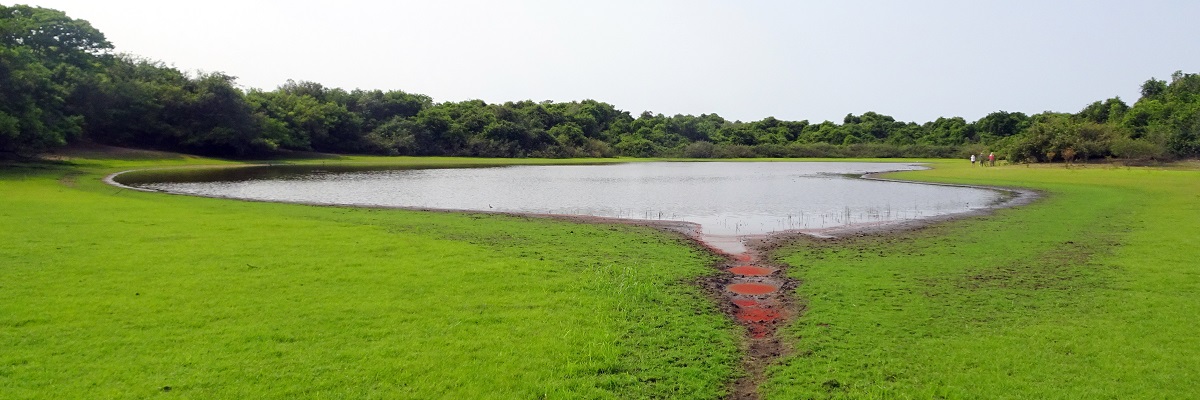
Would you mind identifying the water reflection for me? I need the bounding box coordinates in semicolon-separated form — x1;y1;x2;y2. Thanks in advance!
133;162;1000;237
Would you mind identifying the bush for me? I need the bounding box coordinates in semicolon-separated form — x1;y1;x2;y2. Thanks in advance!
902;144;962;158
713;144;756;158
845;143;903;158
682;141;716;158
582;139;616;158
1110;138;1169;161
751;143;790;158
785;143;843;158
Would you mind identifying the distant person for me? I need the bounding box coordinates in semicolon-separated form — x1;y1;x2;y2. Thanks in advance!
970;154;976;165
989;152;996;166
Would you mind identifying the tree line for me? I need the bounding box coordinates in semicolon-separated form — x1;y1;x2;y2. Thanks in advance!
3;5;1198;161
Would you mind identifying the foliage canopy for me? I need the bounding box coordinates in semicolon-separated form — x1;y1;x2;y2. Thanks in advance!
2;5;1198;161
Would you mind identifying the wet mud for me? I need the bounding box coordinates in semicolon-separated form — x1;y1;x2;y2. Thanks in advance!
695;237;797;400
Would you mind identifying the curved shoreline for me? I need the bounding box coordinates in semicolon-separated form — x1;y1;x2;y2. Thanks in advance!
722;171;1037;399
105;165;1033;247
103;163;1039;400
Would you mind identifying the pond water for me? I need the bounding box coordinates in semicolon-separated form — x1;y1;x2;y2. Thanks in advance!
128;162;1001;252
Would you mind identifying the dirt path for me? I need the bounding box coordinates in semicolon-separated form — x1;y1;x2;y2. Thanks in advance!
696;241;797;400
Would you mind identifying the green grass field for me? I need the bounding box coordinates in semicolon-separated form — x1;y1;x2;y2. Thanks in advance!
0;152;739;399
4;151;1198;399
765;161;1200;399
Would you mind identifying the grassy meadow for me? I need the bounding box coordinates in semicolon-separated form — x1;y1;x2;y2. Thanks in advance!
765;160;1200;398
0;151;739;399
4;150;1199;399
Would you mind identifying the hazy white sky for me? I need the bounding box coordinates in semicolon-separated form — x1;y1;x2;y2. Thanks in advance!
19;0;1200;123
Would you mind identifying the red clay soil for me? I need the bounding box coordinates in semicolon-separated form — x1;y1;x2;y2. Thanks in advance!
728;283;778;295
694;242;797;400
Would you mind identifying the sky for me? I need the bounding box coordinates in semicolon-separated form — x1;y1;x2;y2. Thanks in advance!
19;0;1200;123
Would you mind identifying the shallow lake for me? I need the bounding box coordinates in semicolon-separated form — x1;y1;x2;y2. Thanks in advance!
128;162;1002;249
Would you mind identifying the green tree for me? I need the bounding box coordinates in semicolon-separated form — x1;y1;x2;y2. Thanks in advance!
920;117;975;145
614;133;657;157
797;121;848;145
1078;97;1129;124
174;72;274;155
0;5;112;155
0;5;111;68
549;122;586;147
0;46;79;154
348;89;431;133
974;111;1030;140
72;55;191;147
1002;115;1066;163
1140;78;1168;101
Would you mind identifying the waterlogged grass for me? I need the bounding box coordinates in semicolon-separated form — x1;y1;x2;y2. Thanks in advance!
765;161;1200;398
0;154;739;399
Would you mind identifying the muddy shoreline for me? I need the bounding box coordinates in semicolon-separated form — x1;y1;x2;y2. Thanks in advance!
569;172;1038;400
105;166;1039;400
717;174;1037;400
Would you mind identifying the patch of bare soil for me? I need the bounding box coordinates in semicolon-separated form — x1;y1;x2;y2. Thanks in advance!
43;142;345;162
698;241;798;400
57;171;82;187
42;143;187;161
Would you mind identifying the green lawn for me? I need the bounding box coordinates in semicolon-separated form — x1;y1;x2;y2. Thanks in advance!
764;161;1200;399
0;153;739;399
5;152;1198;399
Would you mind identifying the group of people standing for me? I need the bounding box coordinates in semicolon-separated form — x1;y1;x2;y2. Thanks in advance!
970;152;996;167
